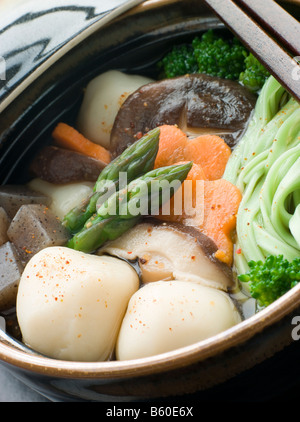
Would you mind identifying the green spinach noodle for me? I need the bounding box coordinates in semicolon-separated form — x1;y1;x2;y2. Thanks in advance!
223;76;300;291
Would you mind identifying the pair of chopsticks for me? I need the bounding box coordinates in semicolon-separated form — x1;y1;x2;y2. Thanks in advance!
203;0;300;103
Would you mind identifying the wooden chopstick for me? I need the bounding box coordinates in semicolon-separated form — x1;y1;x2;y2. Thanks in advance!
236;0;300;57
203;0;300;103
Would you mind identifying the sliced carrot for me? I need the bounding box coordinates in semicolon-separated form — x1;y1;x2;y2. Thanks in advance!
184;160;207;182
154;125;231;180
153;125;239;264
154;125;187;169
158;161;206;223
201;179;242;266
52;122;111;164
157;166;241;266
184;135;231;180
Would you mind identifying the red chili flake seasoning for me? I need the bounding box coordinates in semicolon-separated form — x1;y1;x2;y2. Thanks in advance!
236;248;242;255
135;131;143;140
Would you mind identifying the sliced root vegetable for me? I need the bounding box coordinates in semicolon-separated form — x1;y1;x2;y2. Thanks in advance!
52;122;111;164
154;125;187;169
158;161;206;224
154;125;231;180
183;135;231;180
157;173;242;266
201;179;242;266
152;124;240;265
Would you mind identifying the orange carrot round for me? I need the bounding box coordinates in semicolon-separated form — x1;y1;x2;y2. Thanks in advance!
184;135;231;180
52;122;111;164
157;161;206;223
154;126;231;181
201;179;242;266
154;125;187;169
157;161;241;266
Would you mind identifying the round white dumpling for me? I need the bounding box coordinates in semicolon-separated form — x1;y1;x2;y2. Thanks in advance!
16;246;139;362
116;280;241;360
77;70;154;149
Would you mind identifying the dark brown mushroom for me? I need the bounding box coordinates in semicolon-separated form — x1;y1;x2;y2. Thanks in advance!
29;146;106;184
98;218;234;291
110;73;256;157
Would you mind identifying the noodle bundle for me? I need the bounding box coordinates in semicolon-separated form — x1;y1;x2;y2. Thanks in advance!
224;76;300;285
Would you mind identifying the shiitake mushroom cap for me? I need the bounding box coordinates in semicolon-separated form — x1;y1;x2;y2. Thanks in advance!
110;73;256;157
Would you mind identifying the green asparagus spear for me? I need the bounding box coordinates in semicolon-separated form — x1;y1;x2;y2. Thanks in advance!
63;127;160;234
67;161;193;253
66;216;141;254
98;161;193;219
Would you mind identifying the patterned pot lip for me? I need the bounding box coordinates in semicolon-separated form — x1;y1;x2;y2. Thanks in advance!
0;0;299;380
0;0;147;112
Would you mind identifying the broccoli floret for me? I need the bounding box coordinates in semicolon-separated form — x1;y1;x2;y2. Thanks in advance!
158;30;269;93
158;44;198;79
239;53;270;92
238;255;300;308
192;29;248;80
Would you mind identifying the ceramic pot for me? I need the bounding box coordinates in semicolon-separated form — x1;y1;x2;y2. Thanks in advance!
0;0;299;402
